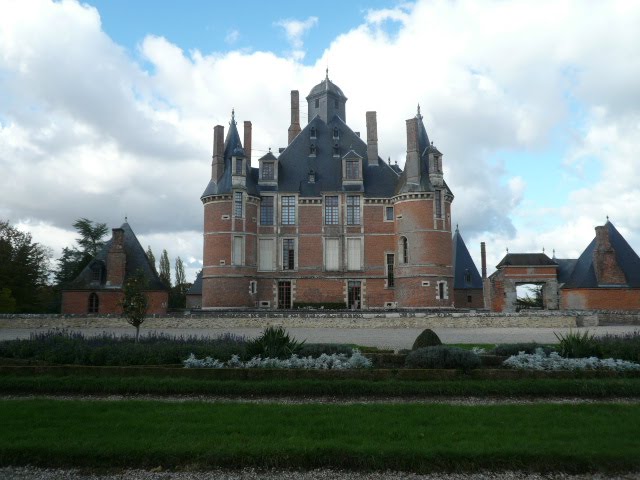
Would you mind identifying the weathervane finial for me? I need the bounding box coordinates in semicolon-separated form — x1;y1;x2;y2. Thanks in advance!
230;108;236;126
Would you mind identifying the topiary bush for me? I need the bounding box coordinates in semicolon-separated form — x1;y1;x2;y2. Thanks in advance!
405;346;481;371
493;342;555;357
411;329;442;350
245;326;305;360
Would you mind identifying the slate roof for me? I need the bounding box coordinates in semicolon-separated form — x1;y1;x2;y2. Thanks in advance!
307;75;346;99
452;228;483;289
186;271;202;296
496;253;558;268
554;258;578;285
66;222;166;291
561;221;640;288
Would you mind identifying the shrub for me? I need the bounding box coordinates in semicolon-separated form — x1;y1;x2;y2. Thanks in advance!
405;346;480;371
297;343;353;358
594;331;640;363
493;342;555;357
555;330;601;358
503;349;640;372
411;329;442;350
245;326;305;360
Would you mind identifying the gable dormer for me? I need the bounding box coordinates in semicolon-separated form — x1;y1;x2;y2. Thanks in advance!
342;149;363;187
427;142;444;187
258;150;278;187
231;144;246;188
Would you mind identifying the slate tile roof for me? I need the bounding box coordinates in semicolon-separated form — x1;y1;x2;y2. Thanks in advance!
452;228;483;289
495;253;558;268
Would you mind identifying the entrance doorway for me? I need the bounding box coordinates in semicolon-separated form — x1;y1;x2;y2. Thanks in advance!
348;281;361;310
516;283;544;311
278;281;291;309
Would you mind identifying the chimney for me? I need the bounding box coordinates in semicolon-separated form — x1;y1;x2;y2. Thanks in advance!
288;90;301;144
211;125;224;181
480;242;487;279
106;228;126;287
593;225;626;285
366;111;379;167
405;118;420;184
243;121;252;166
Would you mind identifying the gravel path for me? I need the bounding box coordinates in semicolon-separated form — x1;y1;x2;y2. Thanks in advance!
2;467;639;480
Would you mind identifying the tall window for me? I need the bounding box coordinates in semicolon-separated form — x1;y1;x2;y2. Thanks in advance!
435;190;442;218
234;192;243;218
258;238;275;271
262;162;274;180
401;236;408;263
283;239;295;270
278;281;292;309
235;158;243;175
385;206;394;221
88;292;99;313
346;159;359;180
232;236;243;265
347;238;362;271
325;238;339;271
438;281;447;300
281;196;296;225
386;253;395;287
324;196;338;224
260;196;274;225
309;144;316;155
347;196;360;225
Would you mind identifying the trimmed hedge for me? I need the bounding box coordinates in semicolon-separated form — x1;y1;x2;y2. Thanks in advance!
405;346;481;372
412;329;442;350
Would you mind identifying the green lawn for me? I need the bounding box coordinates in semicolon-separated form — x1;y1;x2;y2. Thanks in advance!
0;399;638;473
2;374;640;398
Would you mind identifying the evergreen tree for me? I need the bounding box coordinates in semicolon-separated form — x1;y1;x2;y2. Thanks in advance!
146;245;157;273
175;257;186;288
72;218;108;257
55;218;108;287
159;249;171;287
0;220;52;312
170;256;188;309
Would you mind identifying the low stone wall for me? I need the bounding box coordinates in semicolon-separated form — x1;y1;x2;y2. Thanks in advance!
0;311;583;329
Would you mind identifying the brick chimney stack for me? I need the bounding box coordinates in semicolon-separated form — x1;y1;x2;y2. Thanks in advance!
288;90;301;144
593;225;626;285
405;118;420;185
211;125;224;181
366;111;379;167
106;228;126;287
243;121;252;166
481;242;487;279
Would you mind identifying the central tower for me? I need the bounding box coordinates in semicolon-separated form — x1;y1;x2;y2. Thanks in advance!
305;69;347;123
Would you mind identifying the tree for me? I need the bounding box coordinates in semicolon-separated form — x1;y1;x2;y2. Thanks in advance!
175;256;186;288
0;220;52;312
146;245;157;273
159;249;171;287
72;218;108;257
120;268;148;342
170;256;188;309
54;218;108;287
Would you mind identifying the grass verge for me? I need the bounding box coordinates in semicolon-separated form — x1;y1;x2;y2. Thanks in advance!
2;374;640;398
0;399;638;473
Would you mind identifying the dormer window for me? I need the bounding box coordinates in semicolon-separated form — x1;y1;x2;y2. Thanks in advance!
308;170;316;184
234;157;243;175
262;162;274;180
309;143;316;156
346;159;359;180
310;126;317;139
334;99;339;109
464;269;471;285
333;127;339;139
314;99;319;108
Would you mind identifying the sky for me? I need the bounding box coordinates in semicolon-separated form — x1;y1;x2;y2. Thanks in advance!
1;0;639;284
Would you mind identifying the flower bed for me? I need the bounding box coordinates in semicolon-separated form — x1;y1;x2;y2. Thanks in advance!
504;349;640;372
183;350;372;369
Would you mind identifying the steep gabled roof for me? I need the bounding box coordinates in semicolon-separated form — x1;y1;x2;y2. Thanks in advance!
186;270;202;296
67;222;166;291
452;228;483;289
562;221;640;288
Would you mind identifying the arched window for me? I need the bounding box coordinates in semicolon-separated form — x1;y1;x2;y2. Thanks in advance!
310;126;317;139
400;236;408;264
310;143;316;156
88;292;99;313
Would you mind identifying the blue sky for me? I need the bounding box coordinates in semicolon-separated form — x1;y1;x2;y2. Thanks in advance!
1;0;639;283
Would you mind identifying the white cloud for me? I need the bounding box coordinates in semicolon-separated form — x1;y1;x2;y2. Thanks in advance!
1;0;640;284
274;16;318;61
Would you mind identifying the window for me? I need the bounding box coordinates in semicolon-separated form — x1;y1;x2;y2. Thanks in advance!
234;192;243;218
333;127;339;139
88;292;99;313
249;281;257;294
334;99;339;109
464;269;471;285
347;196;360;225
309;143;316;156
325;238;339;271
278;281;292;309
347;238;362;271
346;159;359;180
314;98;319;108
401;236;408;263
435;190;442;218
385;206;394;221
235;158;243;175
260;196;274;225
308;170;316;183
281;196;296;225
90;263;102;282
232;236;243;265
262;162;274;180
437;281;448;300
324;196;338;225
467;295;472;303
310;126;317;138
283;238;295;270
386;253;395;287
258;238;275;271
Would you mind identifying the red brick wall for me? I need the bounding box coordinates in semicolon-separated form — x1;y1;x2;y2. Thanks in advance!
561;288;640;310
61;290;168;314
454;288;484;309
